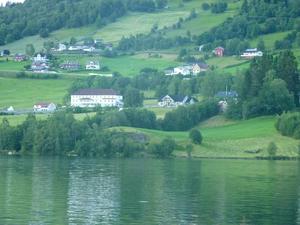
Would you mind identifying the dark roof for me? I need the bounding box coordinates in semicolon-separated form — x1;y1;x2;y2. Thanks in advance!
160;95;197;103
72;88;119;96
215;91;238;98
196;62;209;69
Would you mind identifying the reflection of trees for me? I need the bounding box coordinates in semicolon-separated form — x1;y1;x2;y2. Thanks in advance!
1;158;300;224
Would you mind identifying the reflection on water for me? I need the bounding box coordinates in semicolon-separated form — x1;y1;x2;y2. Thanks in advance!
0;157;300;224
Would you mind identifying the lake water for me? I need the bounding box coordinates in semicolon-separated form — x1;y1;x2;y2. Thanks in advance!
0;157;300;225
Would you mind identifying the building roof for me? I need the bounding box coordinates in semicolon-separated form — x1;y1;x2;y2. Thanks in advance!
194;62;209;69
215;91;238;98
160;95;198;103
34;102;53;107
72;88;119;96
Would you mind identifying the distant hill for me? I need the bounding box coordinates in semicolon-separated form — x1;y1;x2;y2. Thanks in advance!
0;0;168;46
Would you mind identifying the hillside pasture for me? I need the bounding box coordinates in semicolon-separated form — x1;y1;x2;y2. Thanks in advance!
0;77;72;109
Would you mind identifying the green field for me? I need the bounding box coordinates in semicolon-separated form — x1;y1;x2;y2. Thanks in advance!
114;116;298;158
165;1;239;38
0;77;72;109
56;53;179;76
250;31;292;50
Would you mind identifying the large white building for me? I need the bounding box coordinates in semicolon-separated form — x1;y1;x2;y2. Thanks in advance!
71;89;123;108
241;48;263;58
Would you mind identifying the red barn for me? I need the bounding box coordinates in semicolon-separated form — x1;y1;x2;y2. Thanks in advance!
214;47;224;57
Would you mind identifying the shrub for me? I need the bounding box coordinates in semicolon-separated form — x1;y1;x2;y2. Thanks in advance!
267;142;277;159
189;128;202;144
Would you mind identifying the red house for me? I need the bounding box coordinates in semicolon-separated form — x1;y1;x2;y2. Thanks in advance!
214;47;224;57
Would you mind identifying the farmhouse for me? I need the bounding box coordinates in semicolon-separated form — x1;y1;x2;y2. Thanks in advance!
57;43;67;52
192;63;209;74
166;63;209;76
0;49;10;57
71;88;123;108
86;61;100;70
158;95;198;107
14;54;26;62
33;102;57;113
214;47;224;57
241;48;263;58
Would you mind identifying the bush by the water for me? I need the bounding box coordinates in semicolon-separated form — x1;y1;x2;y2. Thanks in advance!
267;142;277;159
276;112;300;139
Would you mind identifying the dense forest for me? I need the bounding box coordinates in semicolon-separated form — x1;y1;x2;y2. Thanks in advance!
0;0;168;45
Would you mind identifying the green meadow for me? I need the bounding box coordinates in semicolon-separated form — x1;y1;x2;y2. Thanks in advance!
57;54;179;76
114;116;298;158
0;77;72;109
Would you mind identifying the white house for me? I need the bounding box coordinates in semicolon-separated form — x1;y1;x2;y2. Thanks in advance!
33;54;47;63
33;102;57;113
192;63;209;75
6;106;14;113
71;89;123;108
158;95;198;107
68;45;84;51
57;43;67;52
83;46;96;52
241;48;263;58
86;61;100;70
166;63;209;76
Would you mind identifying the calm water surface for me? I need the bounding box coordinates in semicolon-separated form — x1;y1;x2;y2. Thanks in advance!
0;157;300;225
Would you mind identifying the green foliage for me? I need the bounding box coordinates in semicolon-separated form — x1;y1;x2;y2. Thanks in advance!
276;112;300;139
149;137;176;158
0;0;127;45
124;87;144;107
211;2;228;14
197;0;300;50
229;51;299;119
162;100;219;131
25;44;35;57
189;128;202;144
201;3;210;11
267;141;277;159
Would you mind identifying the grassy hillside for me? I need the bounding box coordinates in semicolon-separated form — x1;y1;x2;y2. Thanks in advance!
1;112;298;158
0;77;72;109
114;116;299;158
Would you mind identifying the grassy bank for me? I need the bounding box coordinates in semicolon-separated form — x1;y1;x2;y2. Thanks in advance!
114;116;299;159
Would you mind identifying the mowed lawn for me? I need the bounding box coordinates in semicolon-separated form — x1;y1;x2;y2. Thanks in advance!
0;77;72;109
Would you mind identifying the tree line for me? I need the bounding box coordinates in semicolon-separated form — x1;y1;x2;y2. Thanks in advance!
0;0;168;45
226;50;299;119
0;99;218;157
